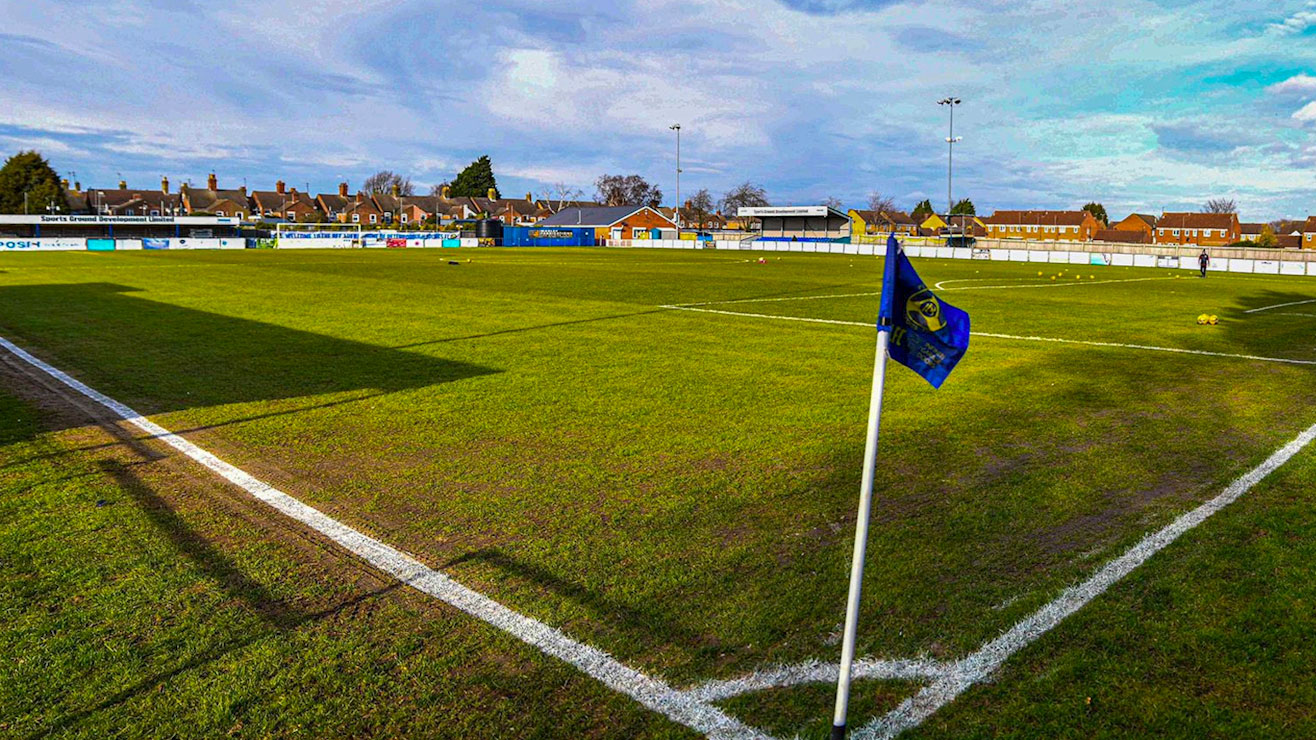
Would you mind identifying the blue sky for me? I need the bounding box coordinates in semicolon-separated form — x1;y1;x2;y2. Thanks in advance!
3;0;1316;219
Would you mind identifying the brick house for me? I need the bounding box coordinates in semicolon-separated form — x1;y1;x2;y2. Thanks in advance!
983;210;1101;241
250;181;320;221
340;192;384;225
535;205;676;241
848;209;919;238
1094;228;1152;244
85;177;183;216
1110;213;1157;240
1300;217;1316;249
1153;213;1240;246
180;174;250;218
316;183;352;222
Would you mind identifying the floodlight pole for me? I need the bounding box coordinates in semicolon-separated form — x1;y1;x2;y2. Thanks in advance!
670;124;682;232
939;97;962;234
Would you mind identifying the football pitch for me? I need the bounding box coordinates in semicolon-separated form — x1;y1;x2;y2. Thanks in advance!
2;247;1316;739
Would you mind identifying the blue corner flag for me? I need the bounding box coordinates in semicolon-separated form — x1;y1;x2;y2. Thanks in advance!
876;235;970;388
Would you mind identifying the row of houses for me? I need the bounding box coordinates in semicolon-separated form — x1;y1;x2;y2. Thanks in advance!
849;207;1315;249
60;174;570;227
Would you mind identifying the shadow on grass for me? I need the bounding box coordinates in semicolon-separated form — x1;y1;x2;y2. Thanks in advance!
1226;288;1316;361
394;308;668;349
0;282;498;418
25;458;403;740
443;547;716;653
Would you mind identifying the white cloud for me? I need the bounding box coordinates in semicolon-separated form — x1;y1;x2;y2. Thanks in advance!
1267;73;1316;96
1292;100;1316;122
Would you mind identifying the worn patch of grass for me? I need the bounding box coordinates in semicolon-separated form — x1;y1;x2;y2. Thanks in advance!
0;247;1314;737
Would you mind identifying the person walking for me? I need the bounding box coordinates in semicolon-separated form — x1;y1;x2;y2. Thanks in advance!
1198;249;1210;278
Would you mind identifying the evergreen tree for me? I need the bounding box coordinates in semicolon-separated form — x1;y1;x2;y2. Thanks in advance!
0;151;68;214
949;198;975;216
1082;201;1109;226
450;156;499;198
911;199;935;220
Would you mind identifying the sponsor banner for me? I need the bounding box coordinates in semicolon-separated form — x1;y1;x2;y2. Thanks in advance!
0;237;85;251
1255;260;1280;275
1090;253;1112;266
116;239;144;251
1156;255;1179;269
87;238;115;251
1281;261;1306;276
387;238;407;249
144;238;170;250
972;248;992;260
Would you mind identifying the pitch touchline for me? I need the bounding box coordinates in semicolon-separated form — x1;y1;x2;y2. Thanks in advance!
0;335;770;740
1245;298;1316;313
677;277;1176;309
858;418;1316;739
659;305;1316;366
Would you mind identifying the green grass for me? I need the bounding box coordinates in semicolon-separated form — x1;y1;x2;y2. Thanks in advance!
0;247;1314;738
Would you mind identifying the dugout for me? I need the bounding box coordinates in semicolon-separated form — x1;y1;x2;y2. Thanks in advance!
739;206;850;242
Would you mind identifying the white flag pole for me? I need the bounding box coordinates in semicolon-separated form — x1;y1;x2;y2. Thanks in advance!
831;236;899;739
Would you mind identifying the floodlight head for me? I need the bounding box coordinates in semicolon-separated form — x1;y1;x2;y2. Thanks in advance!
938;97;962;106
670;123;681;131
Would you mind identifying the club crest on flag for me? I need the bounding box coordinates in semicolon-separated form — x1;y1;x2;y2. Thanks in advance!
877;235;970;388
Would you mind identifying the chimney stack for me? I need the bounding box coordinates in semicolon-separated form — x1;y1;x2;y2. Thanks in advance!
60;178;68;190
355;192;363;204
487;187;497;200
338;182;348;197
74;181;81;192
441;184;451;199
161;176;169;194
118;180;127;190
276;180;285;194
391;183;400;197
289;187;297;197
207;173;218;191
239;185;247;196
526;192;533;202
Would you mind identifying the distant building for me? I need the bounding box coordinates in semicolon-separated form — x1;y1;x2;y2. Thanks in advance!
315;184;353;222
179;173;250;219
251;181;322;222
85;177;183;217
1153;213;1240;246
536;205;676;241
1094;228;1152;244
739;206;849;241
983;210;1101;241
1110;213;1158;240
1301;216;1316;249
849;209;919;238
1240;222;1266;242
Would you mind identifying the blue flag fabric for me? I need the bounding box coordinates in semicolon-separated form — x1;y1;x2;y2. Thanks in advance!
877;235;970;388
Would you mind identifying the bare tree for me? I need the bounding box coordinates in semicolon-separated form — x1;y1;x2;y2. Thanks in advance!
719;182;768;214
594;174;662;207
1203;198;1237;214
684;188;715;229
539;182;586;213
867;192;896;214
822;196;844;210
429;182;450;198
363;170;415;196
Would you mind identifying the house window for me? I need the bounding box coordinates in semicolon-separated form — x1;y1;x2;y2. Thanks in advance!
217;211;225;217
369;214;377;224
352;214;360;223
400;214;408;223
288;212;296;220
1173;229;1179;236
150;210;159;216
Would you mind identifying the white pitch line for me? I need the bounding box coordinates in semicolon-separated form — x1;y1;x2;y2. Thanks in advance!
940;276;1175;292
684;657;952;704
0;335;769;740
1245;298;1316;314
659;305;1316;366
857;418;1316;740
681;276;1175;310
675;291;882;308
1279;312;1316;318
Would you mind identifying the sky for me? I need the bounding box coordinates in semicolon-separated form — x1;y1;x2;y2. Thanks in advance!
3;0;1316;220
